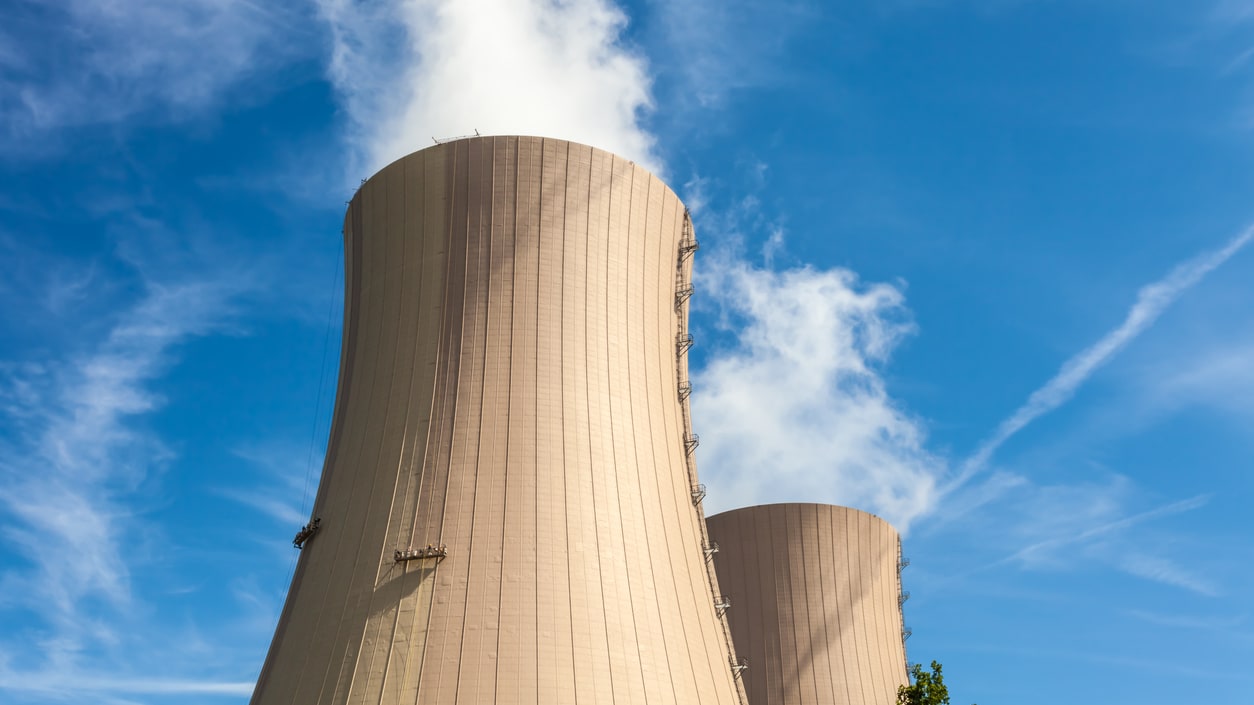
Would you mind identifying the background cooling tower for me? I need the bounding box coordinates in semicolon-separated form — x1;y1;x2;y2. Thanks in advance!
252;136;746;705
705;504;908;705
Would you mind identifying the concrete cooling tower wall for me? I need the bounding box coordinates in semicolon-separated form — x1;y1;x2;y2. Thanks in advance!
252;136;745;705
705;504;908;705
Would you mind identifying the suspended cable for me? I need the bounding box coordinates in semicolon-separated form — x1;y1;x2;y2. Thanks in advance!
301;236;344;517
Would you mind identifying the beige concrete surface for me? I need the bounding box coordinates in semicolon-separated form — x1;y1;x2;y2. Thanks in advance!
705;504;908;705
251;136;744;705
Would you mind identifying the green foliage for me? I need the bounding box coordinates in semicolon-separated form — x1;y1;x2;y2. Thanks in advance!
897;660;975;705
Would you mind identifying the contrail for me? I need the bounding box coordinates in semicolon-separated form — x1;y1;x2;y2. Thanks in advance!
1004;493;1210;565
948;224;1254;491
929;493;1214;588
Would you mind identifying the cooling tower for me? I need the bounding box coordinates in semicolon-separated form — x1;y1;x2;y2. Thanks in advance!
252;136;745;705
705;504;908;705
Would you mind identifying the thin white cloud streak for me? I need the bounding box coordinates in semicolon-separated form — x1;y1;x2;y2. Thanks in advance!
1212;0;1254;23
1123;608;1247;631
1148;338;1254;417
0;1;313;149
217;490;307;527
0;673;253;697
0;278;239;673
1118;552;1219;597
1006;493;1210;565
936;489;1217;595
318;0;659;178
953;225;1254;488
645;0;814;108
693;251;944;532
958;642;1244;681
218;444;313;526
1002;492;1219;595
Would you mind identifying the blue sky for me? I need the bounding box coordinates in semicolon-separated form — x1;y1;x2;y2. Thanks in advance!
2;1;1252;703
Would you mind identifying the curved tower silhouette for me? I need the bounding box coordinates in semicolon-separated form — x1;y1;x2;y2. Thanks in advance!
252;136;744;705
705;503;907;705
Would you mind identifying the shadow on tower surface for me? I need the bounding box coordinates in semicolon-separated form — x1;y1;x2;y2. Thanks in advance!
706;503;909;705
250;136;747;705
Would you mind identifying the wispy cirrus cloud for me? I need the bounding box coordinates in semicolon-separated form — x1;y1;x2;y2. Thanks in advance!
0;0;314;151
1004;492;1210;567
1212;0;1254;23
951;224;1254;488
219;443;314;528
318;0;659;177
935;476;1219;596
645;0;815;108
1118;552;1219;596
0;272;246;695
1124;608;1247;631
1142;337;1254;419
0;673;253;698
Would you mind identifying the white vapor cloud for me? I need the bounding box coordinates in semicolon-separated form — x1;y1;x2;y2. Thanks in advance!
316;0;952;535
693;253;943;532
318;0;659;177
954;225;1254;487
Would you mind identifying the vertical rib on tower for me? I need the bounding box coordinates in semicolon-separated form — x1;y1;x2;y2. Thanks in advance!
705;504;908;705
252;136;744;705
